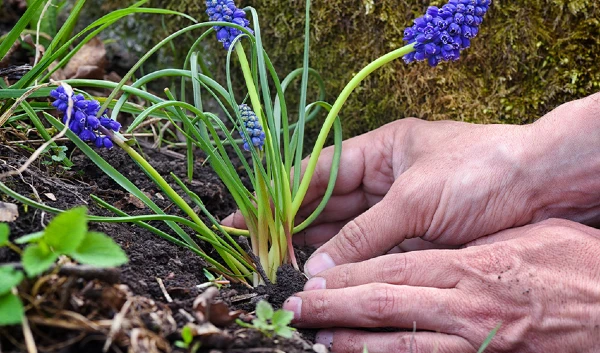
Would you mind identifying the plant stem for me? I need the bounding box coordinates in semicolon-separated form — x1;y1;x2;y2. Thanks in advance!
106;128;249;277
291;43;416;216
235;42;285;284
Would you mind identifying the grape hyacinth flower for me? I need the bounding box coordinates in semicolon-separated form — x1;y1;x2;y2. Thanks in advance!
50;85;120;149
238;104;265;151
403;0;491;66
205;0;253;50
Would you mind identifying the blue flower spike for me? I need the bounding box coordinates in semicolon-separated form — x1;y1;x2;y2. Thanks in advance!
238;104;265;151
403;0;491;66
50;85;121;149
205;0;253;50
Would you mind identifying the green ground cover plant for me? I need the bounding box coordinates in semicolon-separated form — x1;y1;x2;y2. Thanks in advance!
0;207;127;326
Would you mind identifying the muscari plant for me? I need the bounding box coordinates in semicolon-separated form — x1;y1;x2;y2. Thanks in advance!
1;0;491;287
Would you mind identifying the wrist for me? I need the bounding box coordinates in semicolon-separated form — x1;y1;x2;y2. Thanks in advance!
521;93;600;224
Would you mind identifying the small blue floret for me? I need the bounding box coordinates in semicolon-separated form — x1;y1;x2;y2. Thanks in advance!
238;104;265;151
403;0;491;66
49;85;120;149
205;0;253;50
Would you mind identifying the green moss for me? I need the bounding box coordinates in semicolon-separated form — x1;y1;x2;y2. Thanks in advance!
153;0;600;138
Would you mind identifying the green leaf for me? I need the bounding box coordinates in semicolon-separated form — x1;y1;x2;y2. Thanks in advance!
252;319;272;332
0;0;45;61
0;267;24;296
181;325;193;344
255;300;274;321
0;293;24;326
274;325;294;339
14;231;44;244
477;322;502;353
174;341;187;349
22;243;59;277
44;206;87;254
272;309;294;327
0;223;9;246
68;232;127;267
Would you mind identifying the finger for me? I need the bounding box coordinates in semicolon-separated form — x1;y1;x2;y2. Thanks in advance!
221;209;247;229
303;251;462;291
315;329;475;353
283;283;458;332
293;220;348;248
298;127;396;209
296;188;383;226
304;176;436;276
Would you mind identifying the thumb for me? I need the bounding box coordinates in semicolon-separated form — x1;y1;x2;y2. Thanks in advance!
221;210;247;229
303;185;421;277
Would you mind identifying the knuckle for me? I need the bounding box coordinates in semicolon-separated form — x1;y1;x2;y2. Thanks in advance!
336;218;371;260
393;334;415;352
365;284;398;321
308;293;332;323
378;254;411;284
337;264;352;289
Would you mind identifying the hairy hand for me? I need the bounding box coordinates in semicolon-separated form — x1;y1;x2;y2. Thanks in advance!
283;219;600;353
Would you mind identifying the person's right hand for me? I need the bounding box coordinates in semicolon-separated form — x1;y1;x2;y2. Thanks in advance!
292;92;600;276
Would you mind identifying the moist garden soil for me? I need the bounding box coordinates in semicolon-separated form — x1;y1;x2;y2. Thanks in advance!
0;142;320;353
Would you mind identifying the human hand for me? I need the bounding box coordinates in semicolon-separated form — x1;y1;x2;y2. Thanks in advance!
283;218;600;353
296;92;600;276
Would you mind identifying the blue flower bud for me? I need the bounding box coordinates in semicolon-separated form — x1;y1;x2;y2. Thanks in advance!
87;115;100;129
79;129;96;142
238;104;265;151
205;0;253;50
50;86;119;149
403;0;491;66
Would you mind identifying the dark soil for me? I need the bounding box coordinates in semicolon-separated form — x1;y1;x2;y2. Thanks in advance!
0;141;320;353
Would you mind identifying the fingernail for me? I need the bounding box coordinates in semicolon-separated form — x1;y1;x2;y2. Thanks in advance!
304;253;335;278
222;213;234;226
315;330;333;348
283;296;302;321
304;277;326;291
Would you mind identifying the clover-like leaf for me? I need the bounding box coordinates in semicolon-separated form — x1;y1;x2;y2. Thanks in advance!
255;300;274;321
274;325;294;339
0;223;9;247
0;266;24;296
22;243;59;277
0;293;24;326
44;206;87;254
68;231;127;267
14;231;44;244
272;309;294;327
181;325;194;345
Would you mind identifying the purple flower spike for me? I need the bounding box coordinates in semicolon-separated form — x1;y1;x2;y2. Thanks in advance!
205;0;253;50
238;104;265;151
49;85;121;149
403;0;491;66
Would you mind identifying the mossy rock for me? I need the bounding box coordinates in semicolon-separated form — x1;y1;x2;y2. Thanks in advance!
118;0;600;138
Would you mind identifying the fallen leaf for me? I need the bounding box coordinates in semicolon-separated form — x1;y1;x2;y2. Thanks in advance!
0;202;19;222
193;287;244;326
44;193;56;201
60;37;107;80
114;193;147;210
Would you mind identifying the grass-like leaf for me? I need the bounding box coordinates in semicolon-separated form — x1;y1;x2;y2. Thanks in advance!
0;0;45;60
477;322;502;353
0;223;9;246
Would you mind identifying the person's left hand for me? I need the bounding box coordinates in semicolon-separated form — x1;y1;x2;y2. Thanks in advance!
283;218;600;353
